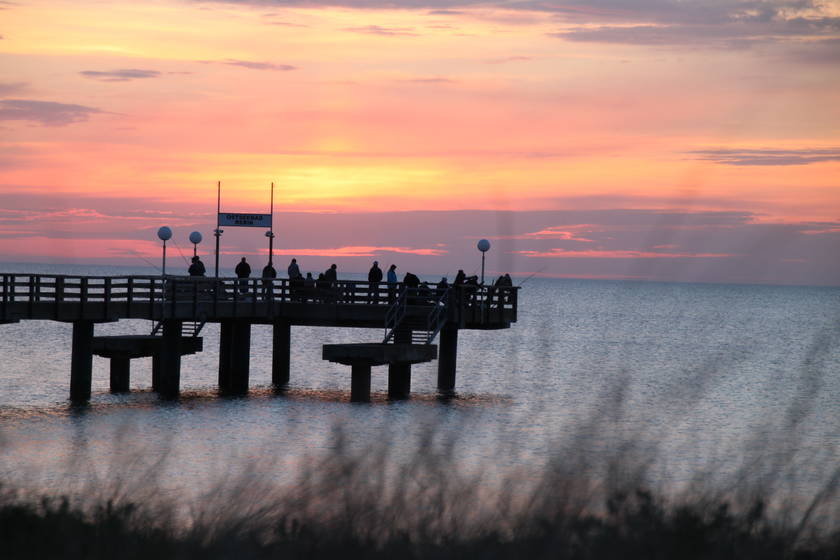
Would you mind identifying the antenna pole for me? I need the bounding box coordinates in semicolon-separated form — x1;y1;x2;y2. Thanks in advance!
214;180;221;278
269;182;275;265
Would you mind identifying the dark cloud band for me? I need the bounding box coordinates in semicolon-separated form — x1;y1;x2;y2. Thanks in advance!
0;99;103;126
80;69;162;82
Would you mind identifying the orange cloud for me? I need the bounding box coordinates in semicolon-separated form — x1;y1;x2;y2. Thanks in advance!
514;249;737;259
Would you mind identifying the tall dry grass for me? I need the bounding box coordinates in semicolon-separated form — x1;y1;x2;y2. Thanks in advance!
2;417;839;559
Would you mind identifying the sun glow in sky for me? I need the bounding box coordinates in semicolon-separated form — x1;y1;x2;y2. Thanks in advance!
1;0;839;283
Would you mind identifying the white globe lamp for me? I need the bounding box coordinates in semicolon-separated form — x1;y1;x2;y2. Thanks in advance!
477;239;491;284
157;226;172;275
189;231;202;257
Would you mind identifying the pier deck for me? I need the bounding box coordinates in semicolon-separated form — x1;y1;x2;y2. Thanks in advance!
0;274;518;402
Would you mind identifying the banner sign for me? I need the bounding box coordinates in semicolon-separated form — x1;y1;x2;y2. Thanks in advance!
218;213;272;227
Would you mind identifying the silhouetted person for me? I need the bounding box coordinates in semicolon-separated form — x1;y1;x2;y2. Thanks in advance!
262;261;276;299
235;257;251;278
316;272;329;302
323;264;338;302
436;276;449;299
188;256;206;277
499;273;513;304
324;264;337;284
403;272;420;304
387;264;398;303
235;257;251;294
304;271;315;301
368;260;383;303
420;281;432;303
454;269;466;286
287;258;301;280
403;272;420;288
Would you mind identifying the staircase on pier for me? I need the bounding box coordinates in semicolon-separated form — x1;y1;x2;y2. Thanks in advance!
383;287;449;345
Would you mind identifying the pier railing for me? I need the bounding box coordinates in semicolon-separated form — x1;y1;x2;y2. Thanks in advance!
0;274;518;326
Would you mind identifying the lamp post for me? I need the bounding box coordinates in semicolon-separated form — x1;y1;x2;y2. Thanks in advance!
189;231;202;258
157;226;172;276
265;230;275;265
477;239;491;285
266;181;275;265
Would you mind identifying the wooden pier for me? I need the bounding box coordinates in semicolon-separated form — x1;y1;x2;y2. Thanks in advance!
0;274;518;402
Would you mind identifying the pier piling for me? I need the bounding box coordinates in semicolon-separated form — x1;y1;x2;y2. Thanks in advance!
218;320;232;392
388;329;412;399
272;320;290;386
159;320;182;399
229;320;251;394
351;363;372;402
152;354;162;392
70;320;94;402
109;357;130;393
437;326;458;392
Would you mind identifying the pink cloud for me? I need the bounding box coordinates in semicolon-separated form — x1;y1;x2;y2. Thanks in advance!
518;225;597;242
799;227;840;235
270;246;448;257
514;249;737;259
0;237;160;260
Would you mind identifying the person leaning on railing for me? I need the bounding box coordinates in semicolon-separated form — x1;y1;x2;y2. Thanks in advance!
235;257;251;295
368;261;383;304
387;264;398;304
261;261;276;300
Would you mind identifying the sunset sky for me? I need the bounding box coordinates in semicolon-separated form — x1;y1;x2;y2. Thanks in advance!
1;0;839;284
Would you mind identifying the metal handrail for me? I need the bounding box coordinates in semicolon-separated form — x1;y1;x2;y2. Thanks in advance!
424;288;449;344
383;287;408;343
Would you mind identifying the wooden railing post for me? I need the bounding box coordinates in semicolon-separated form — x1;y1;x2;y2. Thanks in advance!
28;276;35;315
149;278;156;319
232;277;238;317
1;275;7;322
80;277;88;319
251;278;257;315
127;277;134;318
55;277;64;320
104;277;111;320
170;277;177;318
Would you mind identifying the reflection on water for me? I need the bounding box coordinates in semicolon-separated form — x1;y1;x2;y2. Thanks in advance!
0;265;838;505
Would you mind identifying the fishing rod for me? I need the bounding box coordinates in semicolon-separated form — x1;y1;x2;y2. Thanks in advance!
516;267;546;287
128;251;160;273
170;239;190;266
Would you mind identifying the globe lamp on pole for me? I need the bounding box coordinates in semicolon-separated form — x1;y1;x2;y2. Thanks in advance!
265;230;275;266
189;231;202;258
477;238;491;285
157;226;172;276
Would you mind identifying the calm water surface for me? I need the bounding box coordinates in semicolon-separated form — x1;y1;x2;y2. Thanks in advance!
1;263;838;500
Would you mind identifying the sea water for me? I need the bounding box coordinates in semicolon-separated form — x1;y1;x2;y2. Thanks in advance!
0;263;838;503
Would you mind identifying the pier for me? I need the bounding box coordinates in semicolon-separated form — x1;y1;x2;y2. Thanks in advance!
0;274;518;402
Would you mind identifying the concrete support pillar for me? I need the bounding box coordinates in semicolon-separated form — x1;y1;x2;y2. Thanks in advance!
70;320;94;402
152;354;161;392
109;357;130;393
388;363;411;400
350;362;372;403
229;321;251;394
272;320;290;386
389;328;412;399
437;326;458;392
218;320;233;392
159;320;182;399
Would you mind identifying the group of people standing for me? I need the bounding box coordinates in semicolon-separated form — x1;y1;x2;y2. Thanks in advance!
185;256;511;304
